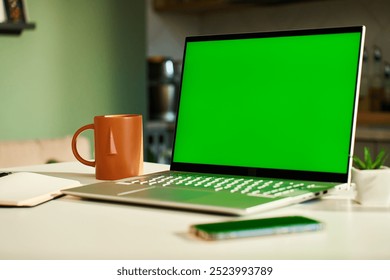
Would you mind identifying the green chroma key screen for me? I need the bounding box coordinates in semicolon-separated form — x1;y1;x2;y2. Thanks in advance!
173;30;362;175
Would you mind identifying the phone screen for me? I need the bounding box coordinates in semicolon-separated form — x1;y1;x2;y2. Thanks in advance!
190;216;322;240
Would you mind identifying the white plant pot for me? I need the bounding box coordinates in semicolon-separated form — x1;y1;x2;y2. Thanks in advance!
351;167;390;207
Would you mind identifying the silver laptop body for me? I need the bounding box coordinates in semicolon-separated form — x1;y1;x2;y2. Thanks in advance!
63;26;365;215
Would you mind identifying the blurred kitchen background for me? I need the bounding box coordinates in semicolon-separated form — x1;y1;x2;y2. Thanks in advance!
146;0;390;164
1;0;389;167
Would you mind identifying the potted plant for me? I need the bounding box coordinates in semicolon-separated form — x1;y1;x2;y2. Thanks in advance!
352;147;390;207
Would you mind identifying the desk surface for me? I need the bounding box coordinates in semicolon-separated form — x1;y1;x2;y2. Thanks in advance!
1;162;390;260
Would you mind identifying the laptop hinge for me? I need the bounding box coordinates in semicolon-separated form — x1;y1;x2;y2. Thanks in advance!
248;168;257;177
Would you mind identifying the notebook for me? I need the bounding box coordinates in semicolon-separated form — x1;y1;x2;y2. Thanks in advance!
0;172;80;206
63;26;366;215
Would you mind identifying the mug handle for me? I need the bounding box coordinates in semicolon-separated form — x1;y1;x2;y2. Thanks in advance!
71;124;95;167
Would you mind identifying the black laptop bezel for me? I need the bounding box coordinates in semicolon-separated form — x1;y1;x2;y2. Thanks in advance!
170;26;365;184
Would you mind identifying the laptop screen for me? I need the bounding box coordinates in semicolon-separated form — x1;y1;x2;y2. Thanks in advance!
171;26;365;183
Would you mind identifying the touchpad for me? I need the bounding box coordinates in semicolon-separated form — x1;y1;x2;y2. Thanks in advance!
119;187;209;202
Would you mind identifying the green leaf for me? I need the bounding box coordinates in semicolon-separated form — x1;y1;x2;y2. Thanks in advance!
353;155;366;169
372;149;387;169
364;147;373;169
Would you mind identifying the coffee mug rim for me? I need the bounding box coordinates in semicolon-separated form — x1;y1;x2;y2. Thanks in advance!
95;114;142;119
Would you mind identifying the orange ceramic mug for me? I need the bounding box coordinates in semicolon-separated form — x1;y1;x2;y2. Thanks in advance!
71;114;144;180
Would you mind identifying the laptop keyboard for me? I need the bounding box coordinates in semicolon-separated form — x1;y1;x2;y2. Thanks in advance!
118;173;332;198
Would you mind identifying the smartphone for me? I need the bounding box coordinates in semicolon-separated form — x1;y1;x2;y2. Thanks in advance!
190;215;323;241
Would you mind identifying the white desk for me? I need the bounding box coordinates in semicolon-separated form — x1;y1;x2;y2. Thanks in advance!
1;162;390;260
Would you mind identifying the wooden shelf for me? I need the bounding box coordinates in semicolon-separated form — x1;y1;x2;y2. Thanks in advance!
357;112;390;126
153;0;240;13
153;0;318;13
0;22;36;35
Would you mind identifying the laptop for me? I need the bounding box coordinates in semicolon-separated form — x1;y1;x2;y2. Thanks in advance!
63;26;366;215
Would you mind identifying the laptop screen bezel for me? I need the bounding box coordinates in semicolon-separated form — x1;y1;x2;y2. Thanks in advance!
169;26;365;183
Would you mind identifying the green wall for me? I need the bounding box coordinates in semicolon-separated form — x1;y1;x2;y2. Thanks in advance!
0;0;146;141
